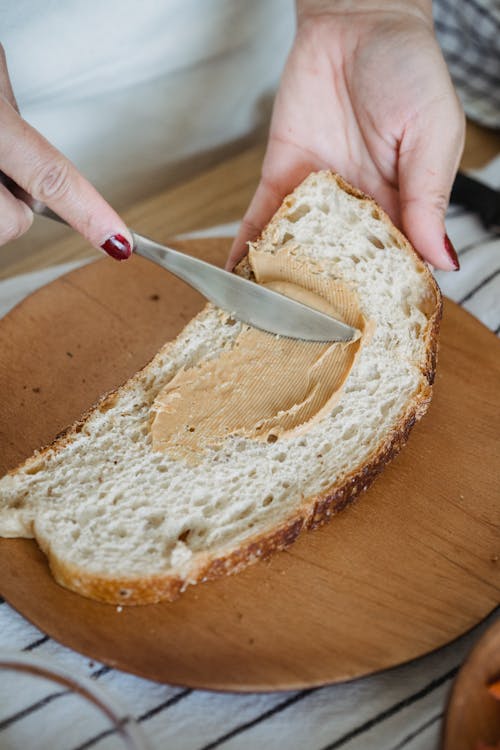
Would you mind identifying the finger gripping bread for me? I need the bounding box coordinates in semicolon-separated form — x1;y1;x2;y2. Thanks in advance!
0;172;441;605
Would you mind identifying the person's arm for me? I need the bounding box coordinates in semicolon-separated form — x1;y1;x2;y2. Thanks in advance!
0;45;132;259
228;0;464;271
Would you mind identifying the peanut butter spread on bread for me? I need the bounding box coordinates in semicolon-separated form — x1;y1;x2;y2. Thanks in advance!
151;248;368;460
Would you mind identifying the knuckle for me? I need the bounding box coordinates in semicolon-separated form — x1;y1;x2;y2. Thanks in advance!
30;159;71;203
401;191;449;217
240;216;260;236
260;174;282;202
430;191;450;216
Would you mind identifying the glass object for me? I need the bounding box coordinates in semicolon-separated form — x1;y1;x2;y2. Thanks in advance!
0;651;150;750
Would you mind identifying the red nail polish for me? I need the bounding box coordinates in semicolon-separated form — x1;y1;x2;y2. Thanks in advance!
444;234;460;271
101;234;132;261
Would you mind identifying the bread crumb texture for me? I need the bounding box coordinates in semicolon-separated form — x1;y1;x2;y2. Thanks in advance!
0;172;441;604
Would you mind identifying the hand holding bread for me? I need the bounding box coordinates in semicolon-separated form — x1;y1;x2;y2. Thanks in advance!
229;0;465;272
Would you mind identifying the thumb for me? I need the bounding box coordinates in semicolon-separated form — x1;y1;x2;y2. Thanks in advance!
226;177;283;270
226;137;324;271
398;103;465;271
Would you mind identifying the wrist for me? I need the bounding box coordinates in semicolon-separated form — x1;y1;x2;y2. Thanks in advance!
296;0;433;25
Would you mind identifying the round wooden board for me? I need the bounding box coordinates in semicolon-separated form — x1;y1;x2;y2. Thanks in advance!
0;238;499;692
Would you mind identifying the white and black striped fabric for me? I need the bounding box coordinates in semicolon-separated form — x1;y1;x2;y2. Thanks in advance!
0;156;499;750
0;600;498;750
434;0;500;128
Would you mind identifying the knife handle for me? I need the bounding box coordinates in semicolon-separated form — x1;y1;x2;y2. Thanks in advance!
451;171;499;230
0;170;67;225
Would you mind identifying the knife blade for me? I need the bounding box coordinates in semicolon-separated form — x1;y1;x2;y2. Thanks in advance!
131;233;358;343
0;172;359;343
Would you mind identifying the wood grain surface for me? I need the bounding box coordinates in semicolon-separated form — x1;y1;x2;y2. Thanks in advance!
443;618;500;750
0;239;499;692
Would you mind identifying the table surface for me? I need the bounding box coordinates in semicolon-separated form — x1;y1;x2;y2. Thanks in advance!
0;120;499;281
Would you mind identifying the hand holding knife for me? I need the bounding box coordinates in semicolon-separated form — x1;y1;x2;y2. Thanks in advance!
0;172;358;344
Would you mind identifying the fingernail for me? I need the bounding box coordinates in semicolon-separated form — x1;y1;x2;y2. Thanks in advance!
444;234;460;271
100;233;132;261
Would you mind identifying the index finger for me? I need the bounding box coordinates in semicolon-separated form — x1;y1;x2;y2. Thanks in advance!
0;97;133;255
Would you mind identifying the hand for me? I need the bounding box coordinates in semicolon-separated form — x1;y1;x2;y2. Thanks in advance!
0;45;132;259
228;1;465;271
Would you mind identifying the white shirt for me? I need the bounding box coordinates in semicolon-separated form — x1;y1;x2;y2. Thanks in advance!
2;0;296;210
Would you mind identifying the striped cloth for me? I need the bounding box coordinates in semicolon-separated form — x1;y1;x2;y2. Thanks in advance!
0;156;499;750
434;0;500;128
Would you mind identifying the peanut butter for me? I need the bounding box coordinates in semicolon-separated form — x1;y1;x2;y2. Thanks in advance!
151;248;367;460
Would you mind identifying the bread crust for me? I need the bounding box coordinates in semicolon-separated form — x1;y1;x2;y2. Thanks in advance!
44;383;432;605
3;171;442;605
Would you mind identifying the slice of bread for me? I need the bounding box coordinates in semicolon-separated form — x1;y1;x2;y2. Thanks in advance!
0;172;441;605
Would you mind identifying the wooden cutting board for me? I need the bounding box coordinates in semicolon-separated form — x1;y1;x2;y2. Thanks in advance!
0;238;498;692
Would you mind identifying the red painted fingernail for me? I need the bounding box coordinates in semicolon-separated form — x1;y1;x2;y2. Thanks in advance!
444;234;460;271
100;234;132;261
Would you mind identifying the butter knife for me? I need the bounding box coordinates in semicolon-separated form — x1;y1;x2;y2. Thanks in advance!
0;174;359;343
